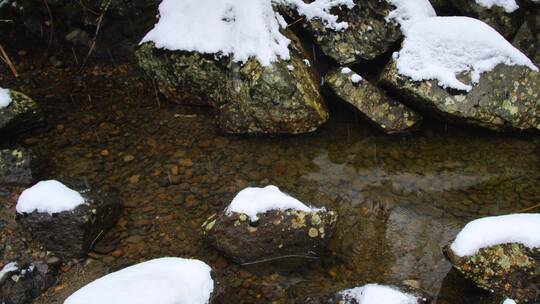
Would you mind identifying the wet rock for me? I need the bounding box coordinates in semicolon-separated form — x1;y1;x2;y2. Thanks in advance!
444;243;540;302
512;12;540;66
0;149;44;186
286;0;401;65
202;209;338;264
380;62;540;132
449;0;523;39
16;180;122;259
303;283;431;304
0;261;57;304
136;31;329;134
325;68;421;133
0;90;43;140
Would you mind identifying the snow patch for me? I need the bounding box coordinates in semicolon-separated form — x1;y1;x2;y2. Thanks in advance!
65;258;214;304
351;74;363;83
503;299;517;304
386;0;436;30
141;0;353;66
395;16;538;91
450;214;540;257
476;0;519;13
16;180;85;215
341;67;352;74
225;185;319;220
0;87;11;108
339;284;418;304
0;262;18;281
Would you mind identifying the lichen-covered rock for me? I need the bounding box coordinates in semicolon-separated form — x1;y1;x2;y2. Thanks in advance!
202;208;337;264
0;261;57;304
16;180;122;259
380;62;540;132
325;68;421;133
302;283;432;304
449;0;523;39
0;90;43;139
0;149;44;186
512;12;540;66
136;31;328;134
285;0;401;65
444;243;540;302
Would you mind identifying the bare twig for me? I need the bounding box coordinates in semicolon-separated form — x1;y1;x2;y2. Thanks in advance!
40;0;54;63
515;203;540;213
286;17;305;28
0;44;18;77
79;0;112;72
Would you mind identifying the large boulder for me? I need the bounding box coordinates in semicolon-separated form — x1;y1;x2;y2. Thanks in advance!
0;149;44;186
380;62;540;132
16;180;122;259
0;90;43;139
0;261;57;304
286;0;402;65
325;68;421;133
136;31;329;134
444;243;540;303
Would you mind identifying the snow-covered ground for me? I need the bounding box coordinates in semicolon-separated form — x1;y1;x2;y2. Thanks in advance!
0;87;12;108
450;214;540;257
394;16;538;91
16;180;86;215
225;185;321;220
339;284;420;304
141;0;353;66
64;258;213;304
476;0;519;13
0;262;18;280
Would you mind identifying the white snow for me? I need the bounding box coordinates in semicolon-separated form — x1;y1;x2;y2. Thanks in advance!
225;185;319;220
64;258;214;304
394;16;538;91
0;262;18;280
0;87;11;108
386;0;436;30
141;0;353;66
450;214;540;257
475;0;519;13
339;284;418;304
16;180;85;215
503;299;517;304
341;67;352;74
351;74;363;83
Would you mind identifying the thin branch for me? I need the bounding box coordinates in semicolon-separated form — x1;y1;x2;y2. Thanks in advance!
40;0;54;63
0;44;18;77
79;0;112;72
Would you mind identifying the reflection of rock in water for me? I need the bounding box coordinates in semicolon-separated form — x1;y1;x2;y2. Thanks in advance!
436;268;494;304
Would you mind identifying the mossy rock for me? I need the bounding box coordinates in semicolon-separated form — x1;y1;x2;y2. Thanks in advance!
0;90;43;140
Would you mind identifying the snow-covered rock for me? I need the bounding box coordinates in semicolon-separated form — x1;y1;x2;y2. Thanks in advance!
444;214;540;302
475;0;519;13
0;148;44;186
304;283;431;304
0;261;57;304
0;90;43;139
16;179;122;258
0;87;11;108
380;17;540;132
65;258;214;304
203;186;337;264
325;67;421;134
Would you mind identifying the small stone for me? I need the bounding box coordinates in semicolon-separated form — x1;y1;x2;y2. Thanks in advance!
308;227;319;237
123;155;135;162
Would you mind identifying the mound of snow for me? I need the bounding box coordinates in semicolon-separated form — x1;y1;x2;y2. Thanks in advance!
65;258;214;304
340;284;418;304
141;0;353;66
0;262;18;280
0;87;11;108
476;0;519;13
16;180;85;215
450;214;540;257
503;299;517;304
395;16;538;91
386;0;436;29
226;185;319;220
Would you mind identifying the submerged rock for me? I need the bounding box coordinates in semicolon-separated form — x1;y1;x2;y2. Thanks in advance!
303;283;431;304
444;243;540;302
325;68;421;133
0;90;43;139
203;208;337;264
0;149;44;186
380;62;540;132
0;261;57;304
136;31;328;134
16;180;122;259
288;0;401;65
512;12;540;66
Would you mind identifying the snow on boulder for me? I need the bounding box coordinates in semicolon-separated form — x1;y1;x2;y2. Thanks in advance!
0;87;11;108
1;261;58;304
304;283;431;303
450;214;540;257
444;214;540;302
140;0;353;66
64;258;214;304
475;0;519;13
16;180;85;215
0;262;18;281
394;16;537;92
225;185;318;220
203;185;337;264
386;0;436;29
